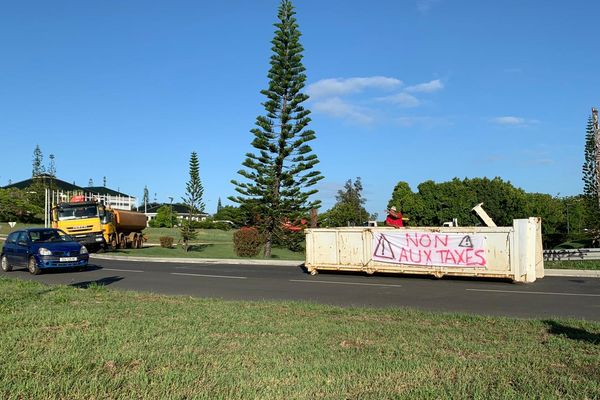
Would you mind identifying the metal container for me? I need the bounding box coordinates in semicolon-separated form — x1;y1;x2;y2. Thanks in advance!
305;218;544;283
113;209;148;233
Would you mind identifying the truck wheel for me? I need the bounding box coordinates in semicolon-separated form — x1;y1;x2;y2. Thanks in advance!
110;235;117;250
137;236;144;249
28;257;42;275
1;255;12;272
132;235;139;249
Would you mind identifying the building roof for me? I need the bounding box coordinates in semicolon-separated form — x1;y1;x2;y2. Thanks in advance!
86;186;132;197
3;174;133;197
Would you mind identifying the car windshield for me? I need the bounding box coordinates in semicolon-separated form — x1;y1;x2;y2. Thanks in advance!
58;205;98;220
29;230;73;243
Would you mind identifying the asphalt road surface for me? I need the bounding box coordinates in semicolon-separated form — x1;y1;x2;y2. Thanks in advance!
4;258;600;321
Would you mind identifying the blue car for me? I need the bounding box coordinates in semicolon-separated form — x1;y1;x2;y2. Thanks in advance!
1;228;89;275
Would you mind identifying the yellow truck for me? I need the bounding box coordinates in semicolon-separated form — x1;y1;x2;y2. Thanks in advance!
51;200;147;252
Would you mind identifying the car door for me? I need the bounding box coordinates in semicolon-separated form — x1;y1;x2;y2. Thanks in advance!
13;232;31;267
3;232;19;265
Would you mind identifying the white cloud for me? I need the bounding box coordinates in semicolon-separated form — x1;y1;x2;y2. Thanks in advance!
493;116;525;125
528;158;554;165
394;116;452;128
405;79;444;93
417;0;440;13
313;97;374;124
376;92;420;107
307;76;402;99
491;116;540;126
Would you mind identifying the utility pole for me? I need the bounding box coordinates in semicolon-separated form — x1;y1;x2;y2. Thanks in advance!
592;107;600;208
168;197;174;228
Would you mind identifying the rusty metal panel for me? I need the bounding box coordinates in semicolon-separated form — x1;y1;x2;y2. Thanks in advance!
310;230;339;265
337;229;366;265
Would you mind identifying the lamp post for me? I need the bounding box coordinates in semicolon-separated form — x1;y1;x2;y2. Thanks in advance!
168;197;174;228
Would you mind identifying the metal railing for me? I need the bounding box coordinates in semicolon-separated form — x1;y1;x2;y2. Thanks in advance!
543;248;600;261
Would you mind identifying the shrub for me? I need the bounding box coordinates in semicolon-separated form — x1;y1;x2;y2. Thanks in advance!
233;227;262;257
159;236;174;248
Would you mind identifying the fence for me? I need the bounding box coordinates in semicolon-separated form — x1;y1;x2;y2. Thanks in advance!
543;248;600;261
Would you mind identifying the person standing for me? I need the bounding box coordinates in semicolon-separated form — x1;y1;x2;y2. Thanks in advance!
385;206;405;228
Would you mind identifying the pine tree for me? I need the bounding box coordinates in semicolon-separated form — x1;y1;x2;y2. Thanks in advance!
88;178;94;187
582;114;600;229
181;152;205;251
230;0;323;257
103;176;107;187
47;154;56;177
217;197;223;213
143;185;149;213
32;145;45;177
583;116;597;198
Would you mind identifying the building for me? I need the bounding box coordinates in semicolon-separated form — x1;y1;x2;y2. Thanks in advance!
135;202;208;226
3;174;137;211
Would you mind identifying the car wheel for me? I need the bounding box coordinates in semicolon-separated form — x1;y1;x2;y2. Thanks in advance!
28;257;42;275
1;255;12;272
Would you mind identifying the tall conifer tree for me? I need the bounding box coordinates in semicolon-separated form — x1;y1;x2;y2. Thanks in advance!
582;114;600;228
32;145;45;177
583;116;597;198
181;152;205;251
230;0;323;257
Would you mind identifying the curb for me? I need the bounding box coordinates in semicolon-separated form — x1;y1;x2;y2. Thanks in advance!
89;254;599;277
90;254;304;267
544;269;600;278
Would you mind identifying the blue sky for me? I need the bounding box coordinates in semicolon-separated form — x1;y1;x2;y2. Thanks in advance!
0;0;596;216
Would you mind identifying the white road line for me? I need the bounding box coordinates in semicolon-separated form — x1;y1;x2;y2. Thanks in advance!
102;268;144;273
171;272;247;280
466;288;600;297
289;279;402;288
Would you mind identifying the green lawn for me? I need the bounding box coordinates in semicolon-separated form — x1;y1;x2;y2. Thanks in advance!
0;223;43;235
0;278;598;399
143;227;234;244
545;260;600;270
114;243;305;261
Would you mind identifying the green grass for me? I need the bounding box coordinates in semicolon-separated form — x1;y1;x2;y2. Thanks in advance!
114;243;305;261
0;278;598;399
545;260;600;270
0;223;43;235
143;227;234;244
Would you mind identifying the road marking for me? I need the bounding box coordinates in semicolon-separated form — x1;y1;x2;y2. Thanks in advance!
171;272;247;280
466;288;600;297
102;268;144;273
289;279;402;288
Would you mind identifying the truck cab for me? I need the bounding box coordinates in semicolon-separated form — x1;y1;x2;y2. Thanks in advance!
51;201;107;251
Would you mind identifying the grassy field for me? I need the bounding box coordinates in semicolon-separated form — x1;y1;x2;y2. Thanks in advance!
0;223;43;235
0;278;598;399
545;260;600;270
114;244;305;261
143;227;234;244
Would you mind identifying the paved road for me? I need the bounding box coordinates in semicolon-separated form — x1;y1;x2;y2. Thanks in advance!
3;258;600;321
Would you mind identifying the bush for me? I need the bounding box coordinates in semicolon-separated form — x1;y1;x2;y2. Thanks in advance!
233;227;262;257
543;233;595;249
159;236;174;248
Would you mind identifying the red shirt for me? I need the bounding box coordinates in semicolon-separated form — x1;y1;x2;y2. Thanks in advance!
385;210;404;228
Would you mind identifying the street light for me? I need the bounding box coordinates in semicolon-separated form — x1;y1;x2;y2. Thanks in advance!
168;197;174;228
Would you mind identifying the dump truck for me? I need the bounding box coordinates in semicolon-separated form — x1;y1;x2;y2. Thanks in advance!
51;199;147;251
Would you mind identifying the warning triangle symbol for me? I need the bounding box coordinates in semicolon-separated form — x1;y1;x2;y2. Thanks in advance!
459;235;473;248
374;234;395;259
